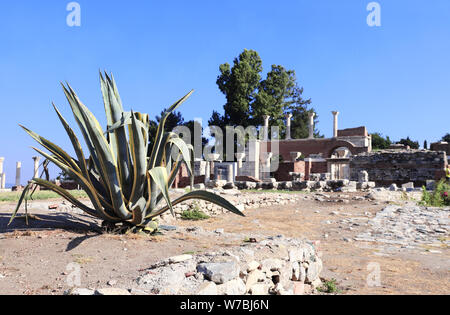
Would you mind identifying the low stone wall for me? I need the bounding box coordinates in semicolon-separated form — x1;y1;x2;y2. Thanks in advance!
135;234;323;295
235;179;375;193
350;150;447;187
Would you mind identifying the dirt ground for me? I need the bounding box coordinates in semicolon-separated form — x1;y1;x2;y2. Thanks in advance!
0;192;448;295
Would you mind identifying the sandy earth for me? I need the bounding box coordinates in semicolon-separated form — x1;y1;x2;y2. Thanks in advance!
0;192;448;295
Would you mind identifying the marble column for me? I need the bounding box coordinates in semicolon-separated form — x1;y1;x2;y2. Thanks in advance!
32;156;41;178
332;111;340;138
285;113;293;140
0;157;4;175
308;112;316;139
235;153;245;176
15;162;21;187
226;164;234;183
263;115;270;141
261;152;273;181
0;157;5;189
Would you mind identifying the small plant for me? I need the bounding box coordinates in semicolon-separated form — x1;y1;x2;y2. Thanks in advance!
317;278;340;294
181;209;210;221
421;179;450;207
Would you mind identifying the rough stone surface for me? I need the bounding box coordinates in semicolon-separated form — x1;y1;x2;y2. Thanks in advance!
355;205;450;248
95;288;131;295
197;261;240;284
196;281;218;295
218;278;246;295
350;150;446;186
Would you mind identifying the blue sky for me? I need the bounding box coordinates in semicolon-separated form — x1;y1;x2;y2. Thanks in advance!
0;0;449;185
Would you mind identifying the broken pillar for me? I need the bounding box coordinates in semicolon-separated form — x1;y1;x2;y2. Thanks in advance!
290;152;302;162
358;170;369;183
235;153;245;176
260;152;273;181
15;162;22;187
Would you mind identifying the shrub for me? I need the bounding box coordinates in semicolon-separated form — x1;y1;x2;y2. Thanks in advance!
181;209;210;221
421;179;450;207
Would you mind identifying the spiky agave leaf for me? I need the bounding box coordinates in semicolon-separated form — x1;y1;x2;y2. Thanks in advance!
10;74;244;228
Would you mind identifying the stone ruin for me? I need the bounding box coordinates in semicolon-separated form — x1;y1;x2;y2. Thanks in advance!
0;156;41;191
350;150;447;187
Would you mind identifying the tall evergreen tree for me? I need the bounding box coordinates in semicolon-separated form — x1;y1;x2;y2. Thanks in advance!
210;49;320;140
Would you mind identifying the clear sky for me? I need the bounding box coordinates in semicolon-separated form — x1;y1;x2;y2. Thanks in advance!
0;0;449;185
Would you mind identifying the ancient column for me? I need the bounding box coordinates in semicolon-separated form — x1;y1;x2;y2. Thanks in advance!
32;156;41;178
235;153;245;176
15;162;22;187
285;113;293;140
204;162;211;183
0;157;5;189
263;115;270;141
332;111;340;138
226;164;234;183
261;152;273;181
308;112;316;139
0;157;4;176
290;152;302;162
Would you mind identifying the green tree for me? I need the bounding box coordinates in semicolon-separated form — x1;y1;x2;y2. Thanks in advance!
148;110;208;155
398;137;419;149
442;133;450;142
210;49;320;139
214;49;262;127
424;140;428;150
371;133;391;150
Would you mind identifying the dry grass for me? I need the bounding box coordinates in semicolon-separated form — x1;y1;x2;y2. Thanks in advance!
0;190;88;202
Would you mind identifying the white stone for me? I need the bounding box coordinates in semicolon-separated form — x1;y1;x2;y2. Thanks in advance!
196;281;218;295
168;254;193;264
249;283;268;295
218;278;246;295
95;288;131;295
247;261;260;272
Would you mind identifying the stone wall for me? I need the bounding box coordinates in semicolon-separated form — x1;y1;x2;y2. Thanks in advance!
265;137;370;161
430;142;450;156
350;150;447;186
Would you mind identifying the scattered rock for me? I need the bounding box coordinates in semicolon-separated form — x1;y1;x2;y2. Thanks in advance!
197;261;240;284
196;281;218;295
64;288;95;295
95;288;131;295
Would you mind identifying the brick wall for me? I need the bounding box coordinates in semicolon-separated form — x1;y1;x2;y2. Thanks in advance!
273;161;306;181
337;126;368;137
265;138;369;161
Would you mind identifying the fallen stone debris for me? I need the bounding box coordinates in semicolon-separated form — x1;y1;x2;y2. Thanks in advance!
65;235;324;295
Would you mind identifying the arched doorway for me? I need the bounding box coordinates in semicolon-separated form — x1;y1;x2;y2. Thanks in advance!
328;147;352;180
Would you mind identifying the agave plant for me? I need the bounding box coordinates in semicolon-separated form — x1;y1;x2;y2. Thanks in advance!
10;72;244;230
